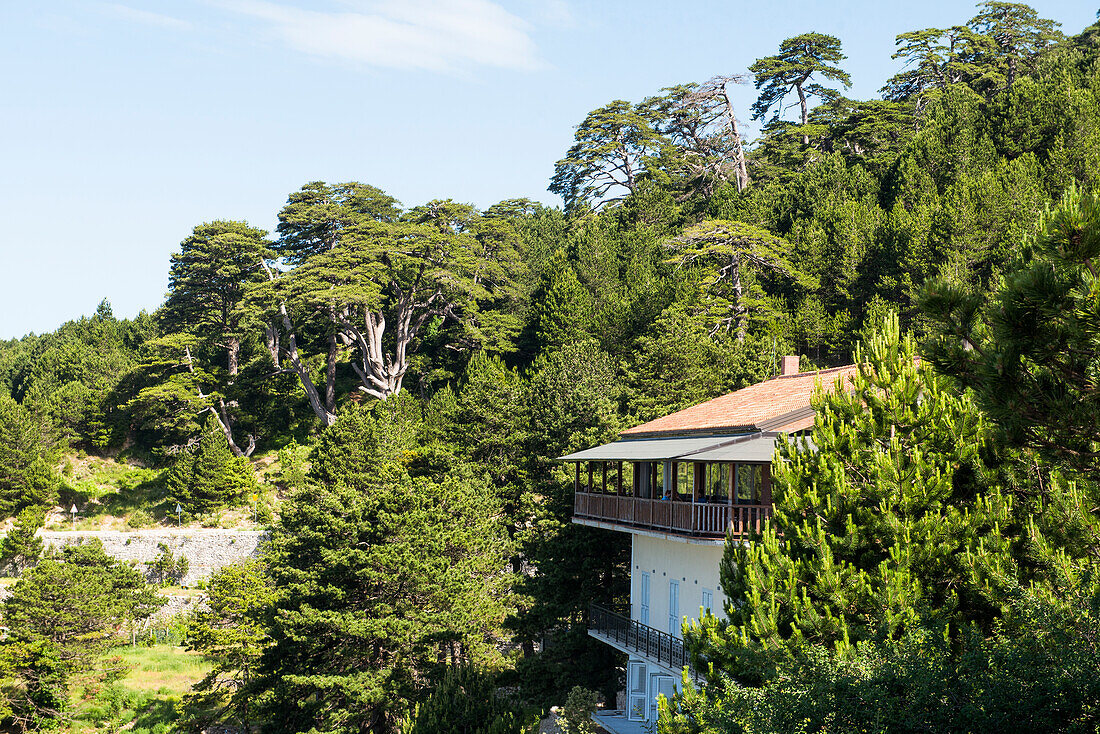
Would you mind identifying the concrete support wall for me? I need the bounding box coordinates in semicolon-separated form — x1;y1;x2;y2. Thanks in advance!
38;529;267;586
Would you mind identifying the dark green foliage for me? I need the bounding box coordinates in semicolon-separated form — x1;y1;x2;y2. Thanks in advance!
251;403;513;733
750;33;851;141
663;596;1100;733
0;540;162;729
550;100;669;214
164;416;257;514
671;313;1100;731
512;342;630;706
147;543;188;586
275;181;401;265
402;665;538;734
185;558;274;731
3;303;151;449
924;185;1100;479
0;396;57;518
560;686;599;734
0;505;45;573
685;316;1011;683
163;220;273;373
521;253;595;356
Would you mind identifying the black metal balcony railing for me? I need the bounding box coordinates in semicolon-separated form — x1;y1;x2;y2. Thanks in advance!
589;603;697;679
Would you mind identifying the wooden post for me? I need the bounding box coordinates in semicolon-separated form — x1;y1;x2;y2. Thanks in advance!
575;462;580;494
602;461;607;494
588;462;593;493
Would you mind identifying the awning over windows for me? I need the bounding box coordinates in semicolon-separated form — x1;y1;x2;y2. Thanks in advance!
559;432;814;463
559;431;816;462
680;434;815;461
558;435;748;461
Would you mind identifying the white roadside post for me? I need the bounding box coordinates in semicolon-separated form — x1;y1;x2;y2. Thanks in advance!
69;504;77;530
251;493;258;524
175;503;182;528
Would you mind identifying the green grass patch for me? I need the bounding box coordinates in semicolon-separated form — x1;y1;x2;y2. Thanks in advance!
69;645;211;733
116;645;211;695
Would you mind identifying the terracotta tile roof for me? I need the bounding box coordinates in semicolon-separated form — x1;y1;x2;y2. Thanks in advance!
621;364;859;437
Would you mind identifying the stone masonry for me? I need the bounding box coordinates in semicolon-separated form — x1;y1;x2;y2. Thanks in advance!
38;529;268;586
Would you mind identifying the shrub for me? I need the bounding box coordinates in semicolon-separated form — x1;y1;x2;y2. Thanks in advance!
0;505;45;572
127;510;155;529
560;686;598;734
402;665;538;734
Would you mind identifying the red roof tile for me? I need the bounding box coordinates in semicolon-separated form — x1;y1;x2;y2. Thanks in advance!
621;364;859;437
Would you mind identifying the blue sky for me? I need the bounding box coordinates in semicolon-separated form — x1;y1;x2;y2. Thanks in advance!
1;1;1095;338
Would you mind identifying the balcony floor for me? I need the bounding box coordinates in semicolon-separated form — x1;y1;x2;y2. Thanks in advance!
593;710;653;734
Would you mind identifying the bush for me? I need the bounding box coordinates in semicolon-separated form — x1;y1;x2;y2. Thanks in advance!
402;665;538;734
127;510;155;529
560;686;598;734
0;505;45;572
148;543;188;586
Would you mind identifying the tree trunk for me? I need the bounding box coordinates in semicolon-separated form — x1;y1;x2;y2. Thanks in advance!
797;82;809;145
261;261;337;426
731;250;746;342
325;334;337;413
227;335;240;377
264;322;280;368
210;399;255;458
721;83;751;192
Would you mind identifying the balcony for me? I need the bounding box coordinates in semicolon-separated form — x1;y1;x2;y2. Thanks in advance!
588;603;698;679
574;491;771;540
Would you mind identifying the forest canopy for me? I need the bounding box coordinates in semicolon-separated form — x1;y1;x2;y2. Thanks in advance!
2;3;1100;733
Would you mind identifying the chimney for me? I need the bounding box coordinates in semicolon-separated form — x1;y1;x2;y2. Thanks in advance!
780;355;800;376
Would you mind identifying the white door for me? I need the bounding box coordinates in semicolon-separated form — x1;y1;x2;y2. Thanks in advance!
649;674;676;722
639;572;650;626
627;661;647;721
668;580;680;637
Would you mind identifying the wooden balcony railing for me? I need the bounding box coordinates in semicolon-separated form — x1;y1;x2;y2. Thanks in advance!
573;492;771;539
589;603;698;678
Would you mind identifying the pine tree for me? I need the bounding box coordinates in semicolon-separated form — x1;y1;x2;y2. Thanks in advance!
686;315;1016;682
165;416;257;514
522;253;595;357
750;33;851;145
923;185;1100;480
0;541;162;728
0;505;44;573
185;558;273;731
250;404;513;733
512;341;630;706
0;396;57;518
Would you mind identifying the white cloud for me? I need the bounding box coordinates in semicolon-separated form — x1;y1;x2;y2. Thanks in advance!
219;0;545;73
103;3;193;30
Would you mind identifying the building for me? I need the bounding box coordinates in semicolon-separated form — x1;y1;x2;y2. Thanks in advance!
559;356;858;727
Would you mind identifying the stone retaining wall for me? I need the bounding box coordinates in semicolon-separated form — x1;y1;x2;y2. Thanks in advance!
38;529;268;586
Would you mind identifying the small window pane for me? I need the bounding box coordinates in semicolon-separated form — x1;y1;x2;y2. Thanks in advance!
709;463;729;500
677;462;691;498
737;464;763;503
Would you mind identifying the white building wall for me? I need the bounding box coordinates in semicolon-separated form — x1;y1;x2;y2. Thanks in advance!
631;534;726;636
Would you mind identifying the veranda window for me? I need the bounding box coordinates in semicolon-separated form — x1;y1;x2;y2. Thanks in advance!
736;464;763;503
